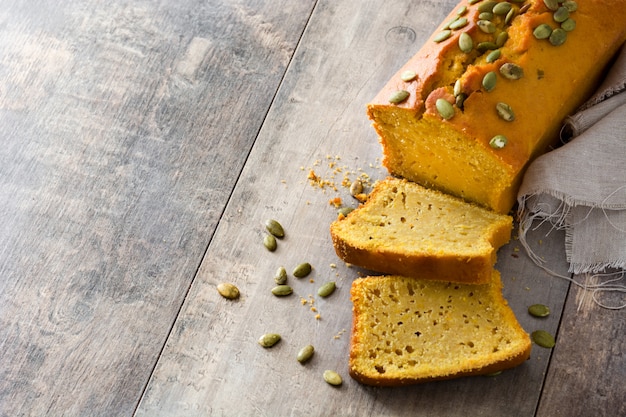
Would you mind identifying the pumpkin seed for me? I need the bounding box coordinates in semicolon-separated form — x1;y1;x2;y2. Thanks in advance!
533;24;552;40
492;2;512;15
496;32;508;48
561;18;576;32
482;71;497;92
400;70;417;82
453;79;462;97
499;62;524;80
264;234;277;252
543;0;559;11
350;179;363;196
549;28;567;46
528;303;551;318
486;49;501;63
436;98;455;120
553;6;569;23
449;17;468;30
317;281;336;297
337;206;354;217
265;219;285;238
477;41;497;52
468;0;483;4
217;282;240;299
274;266;288;285
271;285;293;296
457;5;468;16
477;19;496;34
478;11;494;21
519;3;531;14
531;330;556;348
489;134;507;149
323;370;343;386
389;90;410;104
293;262;312;278
496;102;515;121
297;344;315;364
458;32;473;53
259;333;281;348
505;8;517;25
477;0;497;13
562;0;578;12
433;29;452;43
455;93;467;110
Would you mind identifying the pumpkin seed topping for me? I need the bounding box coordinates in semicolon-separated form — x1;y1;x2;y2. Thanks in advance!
477;19;496;34
297;345;315;364
389;90;410;104
449;17;469;30
258;333;281;348
486;49;501;63
553;6;570;23
482;71;497;92
400;70;417;82
543;0;559;11
562;0;578;12
532;330;556;348
317;281;337;297
561;18;576;32
271;285;293;296
489;135;507;149
477;41;497;52
496;102;515;121
549;28;567;46
265;219;285;238
293;262;312;278
274;266;288;284
459;32;473;53
433;29;452;43
533;24;552;40
499;62;524;80
478;11;493;21
455;93;467;110
492;2;512;15
478;0;497;13
435;98;455;120
495;32;508;48
264;234;277;252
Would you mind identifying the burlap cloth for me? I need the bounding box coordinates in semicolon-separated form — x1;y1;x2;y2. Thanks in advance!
517;44;626;281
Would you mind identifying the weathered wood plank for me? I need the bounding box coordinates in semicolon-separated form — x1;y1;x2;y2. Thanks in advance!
136;1;573;415
0;1;314;415
537;271;626;417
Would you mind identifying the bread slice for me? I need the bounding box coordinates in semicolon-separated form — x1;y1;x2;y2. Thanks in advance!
331;177;512;284
349;272;531;386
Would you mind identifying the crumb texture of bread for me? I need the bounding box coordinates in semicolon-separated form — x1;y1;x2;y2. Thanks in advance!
349;272;531;386
331;177;512;284
367;0;626;213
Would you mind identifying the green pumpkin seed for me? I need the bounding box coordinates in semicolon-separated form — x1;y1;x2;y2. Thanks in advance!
528;304;551;318
532;330;556;348
264;234;277;252
543;0;559;11
489;135;507;149
468;0;483;4
323;370;343;386
259;333;281;348
477;41;497;52
549;28;567;46
449;17;468;30
297;344;315;364
389;90;410;104
478;11;494;21
505;8;517;25
486;49;501;63
562;0;578;12
350;179;363;196
477;0;497;13
496;102;515;121
561;18;576;32
459;32;474;54
433;29;452;43
293;262;312;278
482;71;497;92
317;281;336;297
477;19;496;34
496;32;509;48
217;282;240;299
435;98;455;120
271;285;293;296
400;70;417;82
493;2;512;15
553;6;569;23
457;5;468;16
533;24;552;40
265;219;285;238
274;266;288;285
337;206;354;217
499;63;524;80
455;93;467;110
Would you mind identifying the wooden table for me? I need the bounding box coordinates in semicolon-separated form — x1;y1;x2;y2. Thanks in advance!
1;1;623;416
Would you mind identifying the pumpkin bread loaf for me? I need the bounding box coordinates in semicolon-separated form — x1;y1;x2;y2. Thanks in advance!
349;272;531;386
367;0;626;213
331;177;512;284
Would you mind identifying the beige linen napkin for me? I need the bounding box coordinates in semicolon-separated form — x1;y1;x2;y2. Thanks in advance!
517;44;626;276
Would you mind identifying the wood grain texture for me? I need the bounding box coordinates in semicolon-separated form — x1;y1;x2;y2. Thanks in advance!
537;271;626;417
0;0;314;415
135;1;573;415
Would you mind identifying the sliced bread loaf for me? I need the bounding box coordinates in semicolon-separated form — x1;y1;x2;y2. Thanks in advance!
349;272;531;386
331;177;512;284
